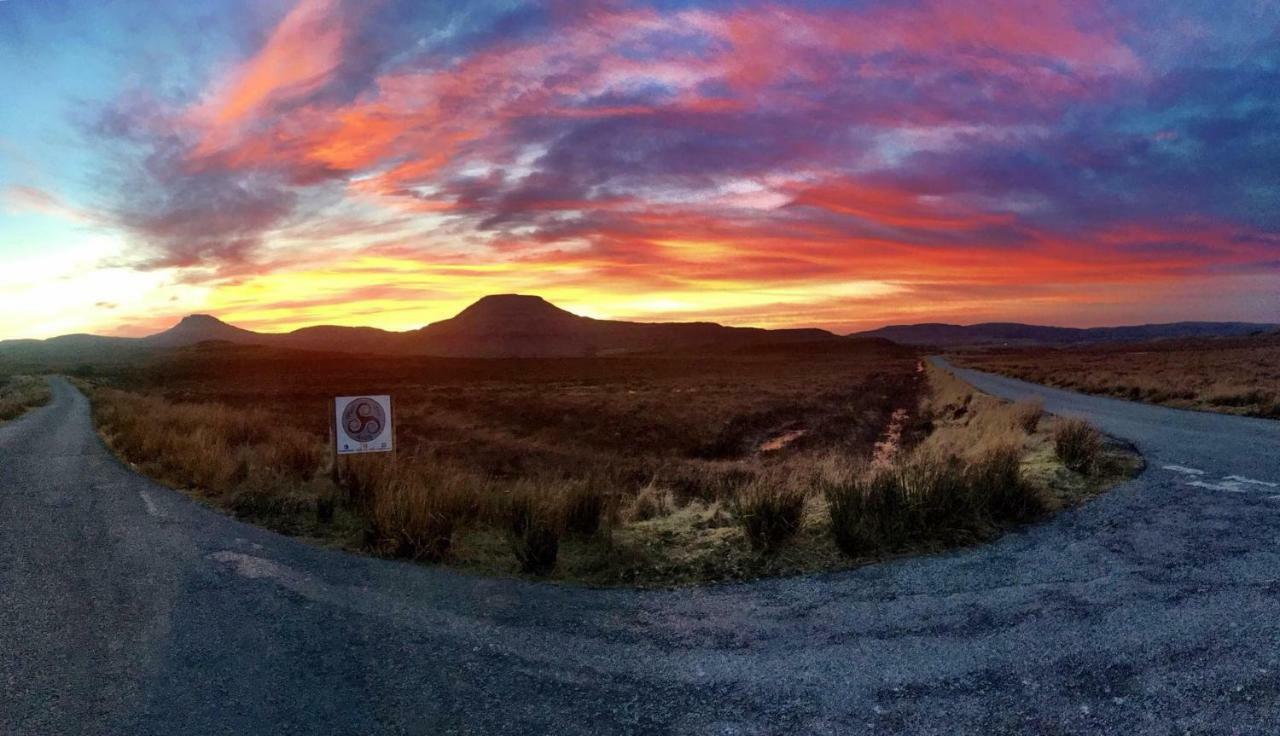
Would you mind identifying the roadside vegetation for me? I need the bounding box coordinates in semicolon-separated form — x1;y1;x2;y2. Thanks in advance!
76;345;1139;586
956;332;1280;419
0;374;51;423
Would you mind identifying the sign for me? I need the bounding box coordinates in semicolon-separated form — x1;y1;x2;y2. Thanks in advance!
334;395;394;455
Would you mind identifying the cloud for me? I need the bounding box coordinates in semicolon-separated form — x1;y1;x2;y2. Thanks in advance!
77;0;1280;327
2;185;100;223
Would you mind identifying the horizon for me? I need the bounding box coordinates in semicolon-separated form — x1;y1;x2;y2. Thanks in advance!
3;1;1279;340
7;292;1277;343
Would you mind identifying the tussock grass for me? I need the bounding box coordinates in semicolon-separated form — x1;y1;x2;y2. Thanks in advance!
506;484;563;575
627;482;675;522
823;444;1043;558
733;471;807;552
1013;399;1044;433
560;480;610;537
0;375;51;422
79;350;1138;586
1054;418;1102;474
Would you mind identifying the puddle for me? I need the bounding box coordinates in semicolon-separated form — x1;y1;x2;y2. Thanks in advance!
758;429;807;453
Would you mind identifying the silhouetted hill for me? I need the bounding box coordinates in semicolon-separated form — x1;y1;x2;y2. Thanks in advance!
6;297;1274;364
853;321;1279;347
1;294;841;362
142;314;262;347
407;294;837;357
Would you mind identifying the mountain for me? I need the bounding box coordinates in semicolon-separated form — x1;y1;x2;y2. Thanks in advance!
852;321;1279;347
405;294;836;357
6;297;1274;364
0;294;842;363
142;314;263;347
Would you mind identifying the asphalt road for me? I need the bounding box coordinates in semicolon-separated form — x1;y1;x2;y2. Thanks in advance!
2;370;1279;735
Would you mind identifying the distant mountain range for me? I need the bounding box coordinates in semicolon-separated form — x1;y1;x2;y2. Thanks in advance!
0;294;840;363
2;295;1275;364
850;321;1279;347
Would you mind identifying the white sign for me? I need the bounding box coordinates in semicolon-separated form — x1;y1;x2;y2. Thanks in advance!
334;395;394;455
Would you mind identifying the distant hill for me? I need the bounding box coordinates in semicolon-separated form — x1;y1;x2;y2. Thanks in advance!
404;294;836;357
142;314;263;347
852;321;1279;347
0;294;842;363
6;297;1275;365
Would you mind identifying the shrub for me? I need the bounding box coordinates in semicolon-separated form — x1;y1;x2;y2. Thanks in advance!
734;478;806;552
340;455;396;514
826;445;1042;559
561;481;609;537
262;430;324;480
507;487;562;575
1012;400;1044;433
966;444;1043;522
368;468;476;562
824;466;910;557
898;453;968;533
628;482;673;522
1054;418;1102;474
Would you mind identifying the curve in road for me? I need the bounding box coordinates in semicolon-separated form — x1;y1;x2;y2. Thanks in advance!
2;372;1279;735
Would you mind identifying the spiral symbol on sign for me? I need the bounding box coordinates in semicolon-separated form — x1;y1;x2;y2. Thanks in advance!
342;398;386;443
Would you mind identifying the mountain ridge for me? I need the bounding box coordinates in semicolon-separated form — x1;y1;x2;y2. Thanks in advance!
851;320;1279;346
0;294;843;361
3;295;1276;361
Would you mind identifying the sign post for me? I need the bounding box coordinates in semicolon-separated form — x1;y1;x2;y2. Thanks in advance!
334;395;395;455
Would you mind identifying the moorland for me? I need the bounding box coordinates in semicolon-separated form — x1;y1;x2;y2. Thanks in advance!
66;339;1137;585
956;332;1280;420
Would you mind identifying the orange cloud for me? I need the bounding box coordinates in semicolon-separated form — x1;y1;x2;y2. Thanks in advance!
191;0;346;155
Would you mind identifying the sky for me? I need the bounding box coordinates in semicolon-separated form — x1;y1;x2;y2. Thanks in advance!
1;0;1278;339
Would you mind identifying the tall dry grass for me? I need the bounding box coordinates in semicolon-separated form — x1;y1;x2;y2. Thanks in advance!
823;444;1043;558
1053;418;1102;474
732;469;808;552
0;375;51;422
917;364;1041;460
958;336;1280;419
506;483;564;575
80;352;1122;583
91;388;324;495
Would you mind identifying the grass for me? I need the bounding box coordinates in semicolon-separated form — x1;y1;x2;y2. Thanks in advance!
733;471;807;552
0;374;52;422
823;444;1043;558
955;332;1280;419
506;485;563;575
1054;418;1102;474
76;346;1139;586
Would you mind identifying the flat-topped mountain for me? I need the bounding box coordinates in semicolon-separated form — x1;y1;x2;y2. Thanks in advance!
3;296;1275;364
0;294;841;361
410;294;835;357
143;314;263;347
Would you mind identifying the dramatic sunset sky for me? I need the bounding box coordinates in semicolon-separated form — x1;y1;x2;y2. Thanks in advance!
2;0;1277;338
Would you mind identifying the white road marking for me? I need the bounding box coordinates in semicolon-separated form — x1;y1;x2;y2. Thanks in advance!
1188;480;1249;493
1163;465;1206;476
1224;475;1279;488
138;490;162;517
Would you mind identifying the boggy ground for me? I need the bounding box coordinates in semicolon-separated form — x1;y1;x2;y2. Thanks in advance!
955;332;1280;419
74;341;1139;585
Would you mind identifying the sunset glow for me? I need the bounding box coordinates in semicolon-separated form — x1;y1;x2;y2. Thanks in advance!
2;0;1277;338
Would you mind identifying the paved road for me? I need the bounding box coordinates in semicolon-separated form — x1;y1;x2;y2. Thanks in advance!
2;373;1279;735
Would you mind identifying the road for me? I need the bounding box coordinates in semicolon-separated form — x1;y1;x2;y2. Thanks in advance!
2;371;1279;735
